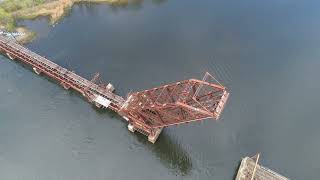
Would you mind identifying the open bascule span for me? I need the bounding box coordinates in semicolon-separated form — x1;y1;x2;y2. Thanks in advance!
0;35;229;143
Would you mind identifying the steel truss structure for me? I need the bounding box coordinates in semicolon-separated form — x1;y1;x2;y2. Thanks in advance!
0;35;229;143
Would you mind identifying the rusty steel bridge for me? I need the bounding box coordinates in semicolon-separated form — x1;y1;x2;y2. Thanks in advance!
0;35;229;143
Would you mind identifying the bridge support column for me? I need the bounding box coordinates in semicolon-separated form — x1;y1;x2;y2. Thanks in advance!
148;127;163;143
32;67;41;75
127;123;135;133
6;53;14;60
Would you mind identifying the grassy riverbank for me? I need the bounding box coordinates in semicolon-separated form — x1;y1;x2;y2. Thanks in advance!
0;0;128;43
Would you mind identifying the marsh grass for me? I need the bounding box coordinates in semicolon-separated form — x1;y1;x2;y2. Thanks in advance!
0;0;128;42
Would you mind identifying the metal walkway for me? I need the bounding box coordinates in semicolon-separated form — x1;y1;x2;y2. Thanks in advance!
0;35;125;112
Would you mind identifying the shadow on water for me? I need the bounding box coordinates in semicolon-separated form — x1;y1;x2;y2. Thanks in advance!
78;0;168;8
134;131;193;176
232;161;241;179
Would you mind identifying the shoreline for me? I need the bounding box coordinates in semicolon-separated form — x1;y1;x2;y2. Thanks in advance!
0;0;128;44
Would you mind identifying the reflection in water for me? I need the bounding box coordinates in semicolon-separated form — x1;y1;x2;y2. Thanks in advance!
151;0;167;5
108;0;168;10
76;0;168;12
135;132;192;176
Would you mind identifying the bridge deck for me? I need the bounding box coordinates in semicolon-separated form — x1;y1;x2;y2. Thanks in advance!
0;36;125;111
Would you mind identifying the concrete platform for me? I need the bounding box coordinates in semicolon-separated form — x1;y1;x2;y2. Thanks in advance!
236;157;289;180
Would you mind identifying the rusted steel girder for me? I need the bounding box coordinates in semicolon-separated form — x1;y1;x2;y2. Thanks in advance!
119;75;229;136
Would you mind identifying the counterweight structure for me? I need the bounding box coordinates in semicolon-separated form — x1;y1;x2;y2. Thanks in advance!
0;35;229;143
